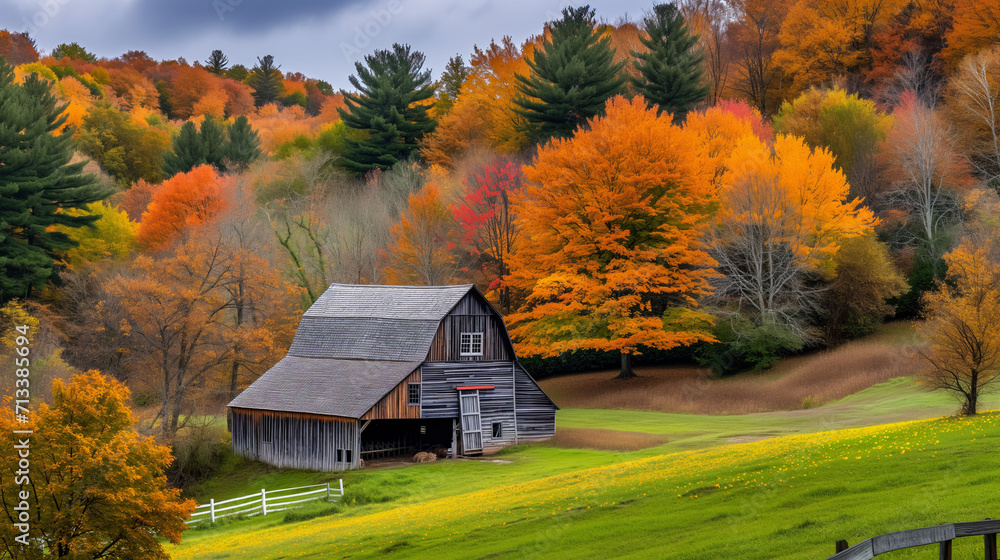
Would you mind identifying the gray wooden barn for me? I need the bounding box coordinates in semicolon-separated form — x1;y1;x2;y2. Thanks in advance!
228;283;557;471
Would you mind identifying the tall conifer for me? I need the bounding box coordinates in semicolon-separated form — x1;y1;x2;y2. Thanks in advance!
630;3;710;120
338;43;437;176
0;57;106;300
514;6;625;142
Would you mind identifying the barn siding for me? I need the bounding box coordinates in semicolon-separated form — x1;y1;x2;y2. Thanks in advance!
360;369;421;420
425;293;513;362
513;363;557;439
230;408;359;471
420;361;555;453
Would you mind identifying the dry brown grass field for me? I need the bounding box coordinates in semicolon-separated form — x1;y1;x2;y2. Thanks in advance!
547;428;667;451
539;327;922;415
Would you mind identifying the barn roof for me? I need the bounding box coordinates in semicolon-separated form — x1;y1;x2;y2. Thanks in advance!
288;284;475;362
229;284;482;418
227;357;422;418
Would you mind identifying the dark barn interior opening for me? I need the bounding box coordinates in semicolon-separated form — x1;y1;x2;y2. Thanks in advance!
360;419;454;459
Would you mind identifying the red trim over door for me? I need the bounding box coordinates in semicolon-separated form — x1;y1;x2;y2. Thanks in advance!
455;385;494;391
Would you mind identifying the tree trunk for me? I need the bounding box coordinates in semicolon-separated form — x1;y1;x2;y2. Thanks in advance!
615;351;637;380
229;361;240;401
967;372;978;416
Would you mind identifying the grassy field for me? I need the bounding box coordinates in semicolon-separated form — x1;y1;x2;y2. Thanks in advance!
172;407;1000;559
171;323;1000;559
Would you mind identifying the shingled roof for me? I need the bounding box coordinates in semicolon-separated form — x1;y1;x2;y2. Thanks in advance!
228;284;479;418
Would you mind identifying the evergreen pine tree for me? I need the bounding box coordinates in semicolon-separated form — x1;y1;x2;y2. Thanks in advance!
225;115;262;170
337;43;437;176
201;117;226;171
436;54;469;113
514;6;625;142
0;57;107;301
205;49;229;75
247;55;284;107
630;3;710;121
440;55;468;99
162;121;207;177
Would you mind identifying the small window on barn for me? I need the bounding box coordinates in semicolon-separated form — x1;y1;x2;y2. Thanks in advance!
460;332;484;356
336;449;343;463
492;422;502;439
345;450;352;463
408;383;421;405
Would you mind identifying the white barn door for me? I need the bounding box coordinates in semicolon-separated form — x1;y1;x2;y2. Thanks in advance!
459;390;483;453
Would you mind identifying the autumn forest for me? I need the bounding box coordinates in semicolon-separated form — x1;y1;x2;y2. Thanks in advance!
2;0;1000;557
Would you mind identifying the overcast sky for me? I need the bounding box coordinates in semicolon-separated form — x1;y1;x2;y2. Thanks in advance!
2;0;653;90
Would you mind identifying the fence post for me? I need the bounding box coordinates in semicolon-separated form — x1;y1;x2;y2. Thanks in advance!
835;540;849;553
987;533;998;560
326;482;331;501
210;498;216;523
261;488;267;516
338;478;344;500
939;540;952;560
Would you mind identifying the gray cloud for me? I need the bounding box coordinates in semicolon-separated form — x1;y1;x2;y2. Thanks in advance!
128;0;364;34
0;0;653;90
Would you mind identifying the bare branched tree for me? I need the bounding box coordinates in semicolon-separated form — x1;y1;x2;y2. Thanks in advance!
709;174;824;342
948;46;1000;187
883;92;968;259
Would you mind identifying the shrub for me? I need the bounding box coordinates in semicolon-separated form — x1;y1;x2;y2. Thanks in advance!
167;424;235;489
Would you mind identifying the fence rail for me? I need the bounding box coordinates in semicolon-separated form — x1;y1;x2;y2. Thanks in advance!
186;480;344;524
827;519;1000;560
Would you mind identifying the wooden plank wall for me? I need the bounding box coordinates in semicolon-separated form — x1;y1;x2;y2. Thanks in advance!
513;362;557;440
425;293;513;362
360;369;421;420
230;407;359;471
420;361;555;453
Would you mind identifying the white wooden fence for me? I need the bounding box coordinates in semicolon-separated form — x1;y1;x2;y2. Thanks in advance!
186;480;344;524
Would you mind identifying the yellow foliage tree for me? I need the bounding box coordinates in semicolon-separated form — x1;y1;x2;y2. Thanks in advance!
710;134;877;344
0;371;195;558
508;96;718;379
56;201;138;269
918;237;1000;415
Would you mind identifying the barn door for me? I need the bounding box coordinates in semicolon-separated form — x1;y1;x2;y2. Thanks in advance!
459;390;483;453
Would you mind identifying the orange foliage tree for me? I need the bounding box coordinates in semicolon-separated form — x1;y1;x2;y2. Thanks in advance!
0;30;38;65
918;237;1000;415
383;183;462;286
941;0;1000;71
0;372;195;558
775;0;908;96
107;233;233;439
169;66;226;119
508;96;718;379
138;165;228;250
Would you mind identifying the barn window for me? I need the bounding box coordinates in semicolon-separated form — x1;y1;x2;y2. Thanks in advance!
408;383;421;405
460;332;483;356
345;450;353;463
337;449;343;463
492;422;502;438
